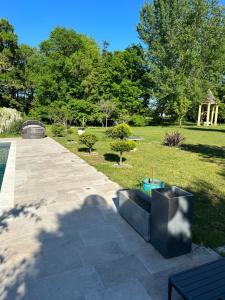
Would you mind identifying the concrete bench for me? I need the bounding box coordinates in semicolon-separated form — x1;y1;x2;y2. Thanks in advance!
127;136;143;141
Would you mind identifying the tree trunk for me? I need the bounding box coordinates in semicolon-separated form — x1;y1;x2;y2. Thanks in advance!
106;116;108;128
119;152;123;165
89;147;92;154
179;116;183;128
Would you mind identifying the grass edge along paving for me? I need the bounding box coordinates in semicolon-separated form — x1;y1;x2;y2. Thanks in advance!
48;125;225;249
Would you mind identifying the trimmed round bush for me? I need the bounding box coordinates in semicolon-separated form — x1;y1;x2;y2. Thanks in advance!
164;131;185;147
111;140;136;165
112;123;132;140
51;124;66;137
79;133;98;153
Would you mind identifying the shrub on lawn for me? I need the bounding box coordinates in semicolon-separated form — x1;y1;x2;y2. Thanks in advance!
51;124;66;137
79;133;98;153
131;115;147;127
164;131;185;147
0;107;22;134
112;123;132;140
5;119;24;134
105;127;114;138
111;140;136;165
67;127;74;135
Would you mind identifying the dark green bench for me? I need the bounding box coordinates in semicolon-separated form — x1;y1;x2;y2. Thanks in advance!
168;258;225;300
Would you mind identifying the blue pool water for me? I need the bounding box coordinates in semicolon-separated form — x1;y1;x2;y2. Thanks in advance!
0;143;10;190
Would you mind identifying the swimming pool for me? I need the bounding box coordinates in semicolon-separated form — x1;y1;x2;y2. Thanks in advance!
0;143;10;190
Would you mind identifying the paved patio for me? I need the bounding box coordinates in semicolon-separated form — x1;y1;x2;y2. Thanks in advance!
0;138;219;300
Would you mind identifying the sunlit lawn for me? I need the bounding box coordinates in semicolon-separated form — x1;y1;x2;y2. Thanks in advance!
48;125;225;248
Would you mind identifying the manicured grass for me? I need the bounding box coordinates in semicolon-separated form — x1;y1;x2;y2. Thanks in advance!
0;133;19;138
50;125;225;248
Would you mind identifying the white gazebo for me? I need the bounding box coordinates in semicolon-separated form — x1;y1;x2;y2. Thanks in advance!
197;90;218;126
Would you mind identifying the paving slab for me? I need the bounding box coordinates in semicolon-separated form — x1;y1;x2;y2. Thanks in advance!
85;280;152;300
78;241;125;266
0;137;220;300
95;254;152;288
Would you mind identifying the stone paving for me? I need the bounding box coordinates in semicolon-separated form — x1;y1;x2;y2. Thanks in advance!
0;137;219;300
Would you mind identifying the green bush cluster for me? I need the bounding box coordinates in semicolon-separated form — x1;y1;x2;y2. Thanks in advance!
111;123;131;139
105;128;114;138
51;124;66;137
131;115;148;127
67;127;74;135
110;123;136;165
5;119;24;135
79;133;98;153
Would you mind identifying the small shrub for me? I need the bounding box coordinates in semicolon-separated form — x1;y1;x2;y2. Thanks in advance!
51;124;66;137
105;128;114;138
131;115;147;127
0;107;22;134
5;119;24;134
67;127;74;135
79;133;98;153
111;140;136;165
112;123;132;140
164;131;185;147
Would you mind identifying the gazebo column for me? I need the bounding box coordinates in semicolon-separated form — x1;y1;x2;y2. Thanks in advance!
197;105;202;126
210;105;215;125
206;103;211;126
214;105;219;125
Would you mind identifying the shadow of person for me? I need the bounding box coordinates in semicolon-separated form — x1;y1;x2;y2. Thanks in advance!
0;194;116;300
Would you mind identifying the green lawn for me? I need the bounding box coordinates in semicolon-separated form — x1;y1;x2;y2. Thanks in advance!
50;125;225;248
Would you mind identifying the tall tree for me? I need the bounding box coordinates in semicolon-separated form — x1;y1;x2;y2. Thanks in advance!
98;99;115;127
137;0;225;122
0;19;22;109
33;27;101;108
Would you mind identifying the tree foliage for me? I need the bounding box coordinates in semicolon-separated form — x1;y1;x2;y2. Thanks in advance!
48;101;72;126
112;123;132;140
111;140;136;165
137;0;225;122
79;133;98;153
98;99;115;127
51;124;66;137
0;6;225;124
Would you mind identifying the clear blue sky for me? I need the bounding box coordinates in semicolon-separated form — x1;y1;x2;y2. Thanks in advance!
1;0;146;51
1;0;225;51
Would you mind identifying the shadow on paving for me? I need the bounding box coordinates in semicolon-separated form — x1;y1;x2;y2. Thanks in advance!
0;200;46;234
0;195;153;300
0;190;220;299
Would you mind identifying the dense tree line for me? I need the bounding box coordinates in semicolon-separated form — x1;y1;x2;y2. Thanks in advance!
138;0;225;123
0;0;225;126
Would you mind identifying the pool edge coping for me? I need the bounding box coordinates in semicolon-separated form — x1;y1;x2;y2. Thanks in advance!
0;140;16;209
